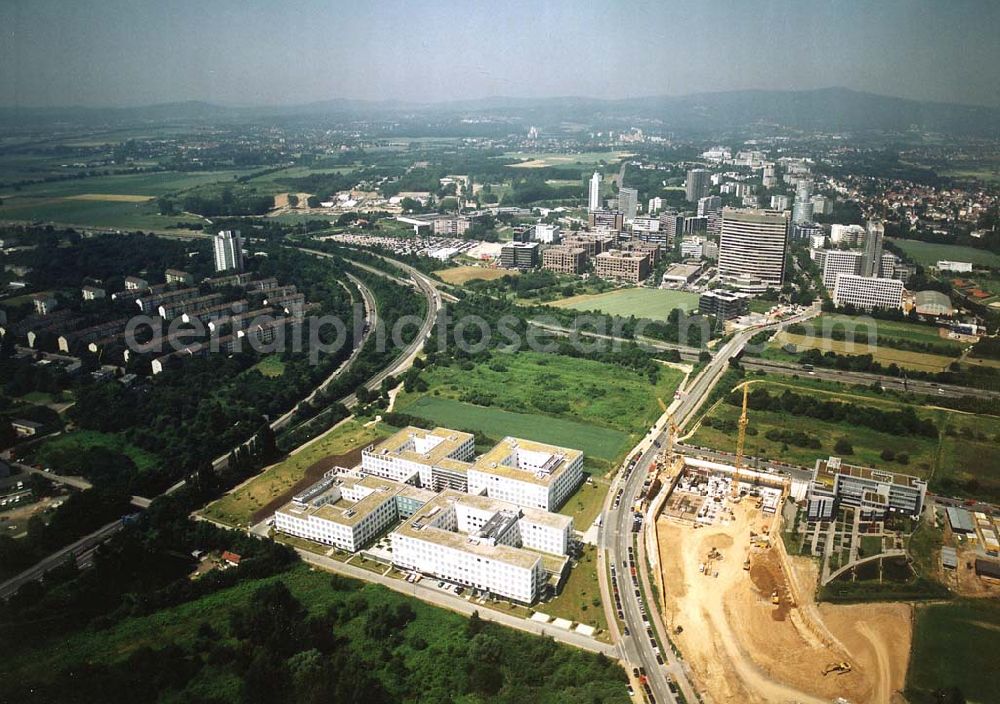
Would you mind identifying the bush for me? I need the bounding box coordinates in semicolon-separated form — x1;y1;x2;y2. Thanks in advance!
881;448;896;461
834;438;854;455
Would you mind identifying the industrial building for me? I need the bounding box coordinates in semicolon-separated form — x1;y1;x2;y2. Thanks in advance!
806;456;927;521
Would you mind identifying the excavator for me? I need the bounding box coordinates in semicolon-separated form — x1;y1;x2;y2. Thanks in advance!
822;662;853;676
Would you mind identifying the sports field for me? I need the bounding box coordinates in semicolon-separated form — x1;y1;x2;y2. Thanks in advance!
889;238;1000;267
400;396;629;462
551;288;700;319
434;265;510;285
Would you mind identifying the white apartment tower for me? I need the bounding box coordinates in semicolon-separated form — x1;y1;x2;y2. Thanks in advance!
718;208;789;288
588;172;602;211
213;230;244;273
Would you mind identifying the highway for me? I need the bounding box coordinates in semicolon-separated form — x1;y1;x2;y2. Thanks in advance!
598;303;820;704
0;519;124;600
740;357;1000;401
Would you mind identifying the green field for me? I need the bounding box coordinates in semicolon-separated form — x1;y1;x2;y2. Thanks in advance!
400;396;629;463
203;420;386;527
251;355;286;378
395;351;682;465
906;599;1000;704
31;430;161;473
551;288;700;319
504;151;633;168
688;377;1000;489
890;238;1000;268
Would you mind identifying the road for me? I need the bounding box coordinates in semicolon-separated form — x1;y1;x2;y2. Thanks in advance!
598;303;821;704
294;548;616;656
740;357;1000;400
0;519;123;600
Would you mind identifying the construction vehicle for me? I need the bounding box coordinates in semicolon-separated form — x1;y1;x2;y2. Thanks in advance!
732;384;750;499
771;590;780;605
822;662;853;676
743;558;751;571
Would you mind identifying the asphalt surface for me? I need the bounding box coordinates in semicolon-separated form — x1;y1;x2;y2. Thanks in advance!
598;304;821;704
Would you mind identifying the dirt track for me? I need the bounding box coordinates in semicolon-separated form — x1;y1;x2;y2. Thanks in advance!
656;500;911;704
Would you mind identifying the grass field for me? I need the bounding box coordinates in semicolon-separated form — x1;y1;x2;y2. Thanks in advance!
31;430;161;473
538;544;608;634
202;420;387;527
396;351;683;463
251;355;286;377
400;396;628;463
505;151;633;168
434;265;511;285
0;197;204;232
906;599;1000;703
688;376;1000;487
551;288;700;319
559;478;611;529
890;238;1000;268
771;331;956;372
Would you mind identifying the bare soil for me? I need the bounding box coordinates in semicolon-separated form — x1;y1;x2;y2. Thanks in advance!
656;499;912;704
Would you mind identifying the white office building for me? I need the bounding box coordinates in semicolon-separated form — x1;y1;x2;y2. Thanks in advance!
770;194;791;211
861;221;884;278
830;224;866;246
362;426;476;489
213;230;244;273
820;250;862;289
390;490;573;603
534;223;561;244
807;456;927;521
648;196;664;214
833;274;904;310
588;172;602;211
274;471;435;552
632;217;661;234
718;208;789;289
697;195;722;217
468;437;583;511
936;260;973;273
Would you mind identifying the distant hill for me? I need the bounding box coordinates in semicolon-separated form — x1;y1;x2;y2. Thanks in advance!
1;88;997;136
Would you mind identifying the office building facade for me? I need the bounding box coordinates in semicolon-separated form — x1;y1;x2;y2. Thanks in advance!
717;208;789;288
685;168;710;202
832;274;903;310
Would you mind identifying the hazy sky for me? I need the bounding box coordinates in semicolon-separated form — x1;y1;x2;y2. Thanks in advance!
2;0;998;108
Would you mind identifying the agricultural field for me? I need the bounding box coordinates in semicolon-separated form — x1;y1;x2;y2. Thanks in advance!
688;376;1000;492
889;238;1000;267
202;419;387;528
504;151;633;168
905;599;1000;704
551;287;700;319
433;265;511;285
30;430;161;473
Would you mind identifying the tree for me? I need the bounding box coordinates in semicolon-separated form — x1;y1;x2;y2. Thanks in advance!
306;195;321;208
834;438;854;455
287;194;299;207
880;448;896;461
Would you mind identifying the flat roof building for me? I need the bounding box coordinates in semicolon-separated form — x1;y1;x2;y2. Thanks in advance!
718;208;789;289
362;426;476;490
390;490;573;603
699;290;750;320
541;245;587;275
594;249;650;283
500;242;539;270
833;274;904;311
807;456;927;521
469;436;584;512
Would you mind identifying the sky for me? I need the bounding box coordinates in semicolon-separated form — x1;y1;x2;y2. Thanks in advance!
2;0;999;109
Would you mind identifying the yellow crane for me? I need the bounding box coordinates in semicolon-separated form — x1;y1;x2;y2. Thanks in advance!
732;384;750;499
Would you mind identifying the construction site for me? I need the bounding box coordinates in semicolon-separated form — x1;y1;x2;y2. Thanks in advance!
650;385;913;704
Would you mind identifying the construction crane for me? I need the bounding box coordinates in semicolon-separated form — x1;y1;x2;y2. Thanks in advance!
732;384;750;499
